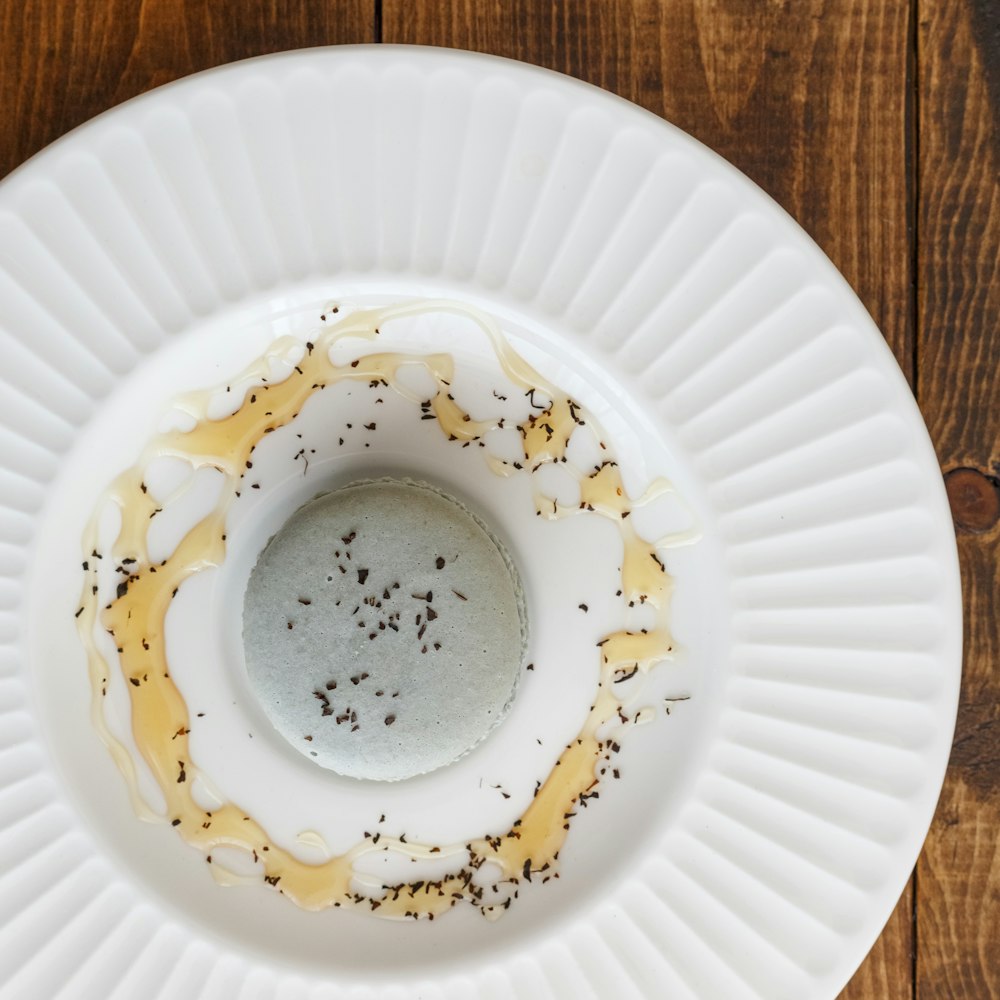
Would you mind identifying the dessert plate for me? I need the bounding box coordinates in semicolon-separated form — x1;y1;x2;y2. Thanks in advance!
0;46;960;999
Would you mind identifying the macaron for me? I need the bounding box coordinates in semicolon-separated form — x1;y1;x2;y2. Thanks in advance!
242;478;527;781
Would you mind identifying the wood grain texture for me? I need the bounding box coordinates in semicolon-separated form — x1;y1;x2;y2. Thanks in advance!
0;0;373;180
382;0;667;115
917;0;1000;996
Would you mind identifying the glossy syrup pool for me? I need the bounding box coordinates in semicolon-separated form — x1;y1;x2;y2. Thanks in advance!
27;288;730;976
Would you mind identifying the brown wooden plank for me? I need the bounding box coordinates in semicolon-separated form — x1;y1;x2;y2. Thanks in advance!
917;0;1000;995
0;0;374;181
382;0;668;117
385;2;915;996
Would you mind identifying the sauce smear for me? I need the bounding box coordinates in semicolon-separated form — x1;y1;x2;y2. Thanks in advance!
76;300;685;920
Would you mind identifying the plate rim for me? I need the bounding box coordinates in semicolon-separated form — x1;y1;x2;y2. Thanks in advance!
0;43;962;1000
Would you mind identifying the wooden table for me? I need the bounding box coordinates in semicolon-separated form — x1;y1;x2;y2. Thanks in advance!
2;2;996;996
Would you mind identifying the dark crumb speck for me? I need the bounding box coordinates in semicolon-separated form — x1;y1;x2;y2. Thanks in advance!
578;603;588;612
384;714;396;726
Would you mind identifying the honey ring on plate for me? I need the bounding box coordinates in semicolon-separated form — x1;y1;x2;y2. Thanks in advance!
75;299;685;920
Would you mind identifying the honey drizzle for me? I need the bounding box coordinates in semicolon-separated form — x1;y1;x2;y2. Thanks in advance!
76;300;683;919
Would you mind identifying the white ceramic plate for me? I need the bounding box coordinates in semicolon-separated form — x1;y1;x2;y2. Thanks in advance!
0;46;960;1000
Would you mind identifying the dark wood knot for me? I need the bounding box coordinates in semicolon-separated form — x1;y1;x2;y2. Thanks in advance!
944;467;1000;533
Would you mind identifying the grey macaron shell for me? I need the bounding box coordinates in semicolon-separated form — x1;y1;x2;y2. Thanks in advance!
242;479;527;781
